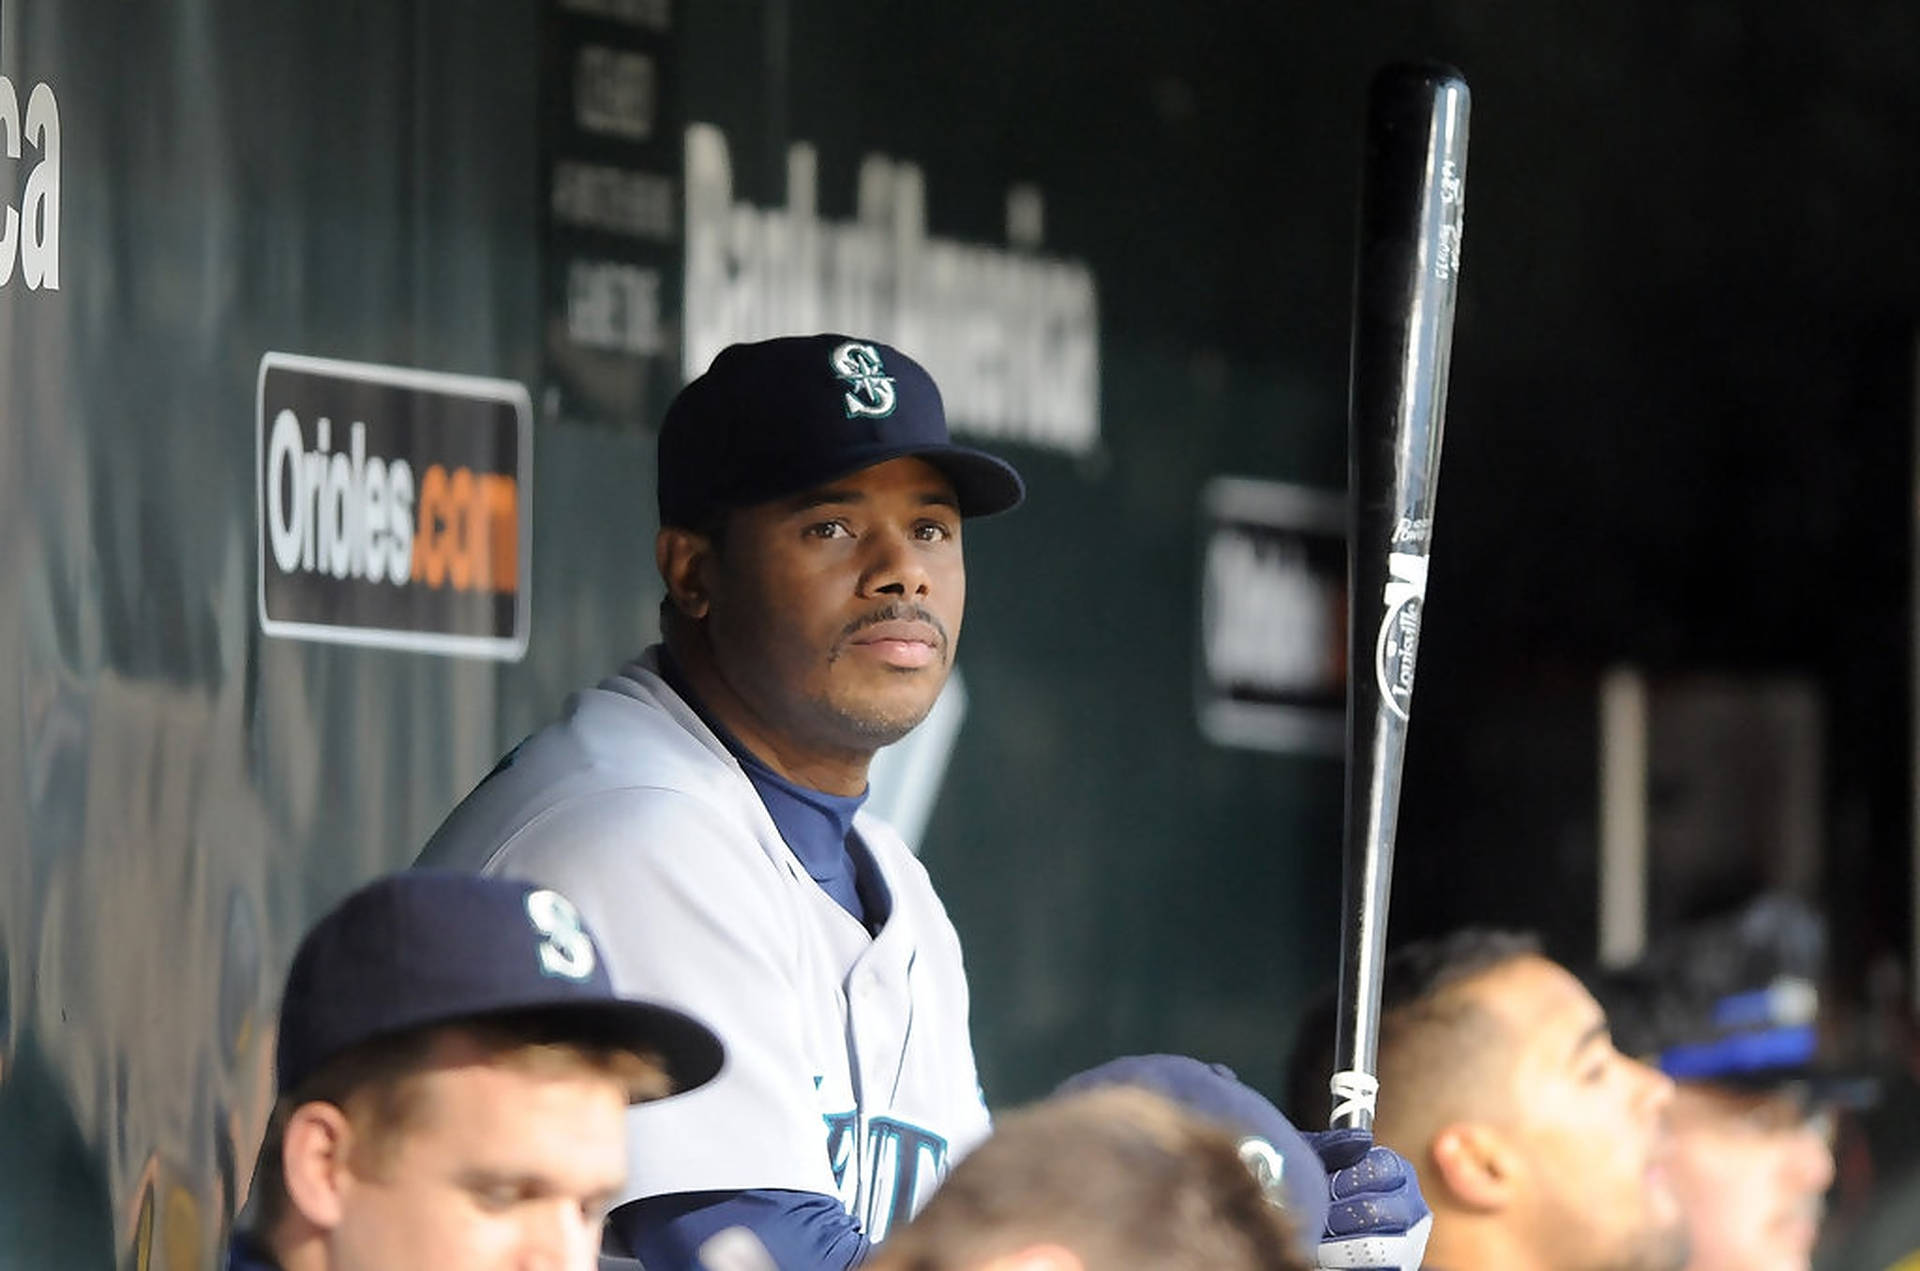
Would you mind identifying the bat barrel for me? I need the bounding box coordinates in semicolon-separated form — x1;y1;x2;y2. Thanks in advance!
1331;62;1469;1132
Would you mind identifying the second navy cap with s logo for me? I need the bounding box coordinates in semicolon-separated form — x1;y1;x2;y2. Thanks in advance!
275;869;725;1099
657;333;1026;529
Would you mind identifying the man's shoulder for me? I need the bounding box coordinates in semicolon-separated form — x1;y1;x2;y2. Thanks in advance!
419;652;757;870
567;650;719;768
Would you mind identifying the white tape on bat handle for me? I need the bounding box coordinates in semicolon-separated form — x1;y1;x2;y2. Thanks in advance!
1330;1070;1380;1124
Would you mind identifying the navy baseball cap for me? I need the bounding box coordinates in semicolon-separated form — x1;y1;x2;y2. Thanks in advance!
657;334;1025;528
276;870;725;1099
1056;1054;1329;1261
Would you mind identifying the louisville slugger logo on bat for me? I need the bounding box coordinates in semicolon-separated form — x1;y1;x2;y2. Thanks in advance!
1374;552;1428;722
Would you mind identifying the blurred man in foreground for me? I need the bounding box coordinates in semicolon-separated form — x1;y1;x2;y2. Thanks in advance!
863;1085;1308;1271
228;870;723;1271
1593;895;1864;1271
1290;929;1688;1271
1057;1053;1430;1270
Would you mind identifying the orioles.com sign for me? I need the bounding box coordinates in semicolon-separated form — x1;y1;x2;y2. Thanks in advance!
256;353;532;660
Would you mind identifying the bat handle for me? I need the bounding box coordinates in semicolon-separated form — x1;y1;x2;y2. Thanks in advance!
1332;709;1410;1130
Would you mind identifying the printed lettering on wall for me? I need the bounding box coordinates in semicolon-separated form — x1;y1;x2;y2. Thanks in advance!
542;0;681;431
683;124;1101;456
1197;476;1347;755
0;51;60;290
256;354;533;660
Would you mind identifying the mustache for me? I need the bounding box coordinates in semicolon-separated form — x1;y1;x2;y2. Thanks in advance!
835;603;950;650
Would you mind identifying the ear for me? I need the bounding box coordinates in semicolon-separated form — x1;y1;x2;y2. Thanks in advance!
978;1246;1085;1271
280;1102;354;1231
1429;1120;1519;1213
656;527;715;621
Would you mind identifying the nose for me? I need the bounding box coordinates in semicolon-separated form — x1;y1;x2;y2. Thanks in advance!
858;524;932;599
1789;1119;1837;1192
1634;1057;1677;1120
519;1204;602;1271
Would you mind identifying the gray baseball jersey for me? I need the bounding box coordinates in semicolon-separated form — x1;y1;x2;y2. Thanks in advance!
416;647;991;1241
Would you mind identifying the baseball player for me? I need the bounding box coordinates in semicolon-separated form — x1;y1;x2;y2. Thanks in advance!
1057;1054;1433;1271
417;334;1023;1268
227;869;724;1271
1288;929;1689;1271
1592;895;1871;1271
865;1085;1313;1271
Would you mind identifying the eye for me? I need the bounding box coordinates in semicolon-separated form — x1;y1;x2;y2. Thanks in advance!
913;519;955;542
1740;1095;1818;1137
471;1184;522;1212
804;519;853;540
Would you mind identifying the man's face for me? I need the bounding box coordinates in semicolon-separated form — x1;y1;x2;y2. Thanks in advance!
1666;1083;1833;1271
1482;956;1689;1271
328;1046;629;1271
700;455;965;759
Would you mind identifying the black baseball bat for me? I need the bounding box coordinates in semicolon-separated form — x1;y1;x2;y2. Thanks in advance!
1330;62;1470;1132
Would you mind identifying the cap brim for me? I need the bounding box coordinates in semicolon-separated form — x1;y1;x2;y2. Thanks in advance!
460;998;726;1100
1704;1065;1882;1110
800;441;1025;518
1808;1072;1882;1109
914;446;1026;518
712;442;1026;522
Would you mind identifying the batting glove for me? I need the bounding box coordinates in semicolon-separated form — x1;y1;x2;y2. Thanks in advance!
1303;1127;1432;1271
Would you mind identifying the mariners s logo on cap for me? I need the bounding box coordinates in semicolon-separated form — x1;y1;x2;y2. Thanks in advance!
831;341;897;419
657;333;1024;525
525;888;596;981
1237;1136;1289;1205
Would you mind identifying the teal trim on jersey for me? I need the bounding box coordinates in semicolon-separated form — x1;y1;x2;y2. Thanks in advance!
823;1104;859;1190
861;1116;950;1243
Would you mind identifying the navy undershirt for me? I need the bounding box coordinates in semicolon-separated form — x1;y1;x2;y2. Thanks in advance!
730;746;894;932
657;651;891;931
615;652;886;1270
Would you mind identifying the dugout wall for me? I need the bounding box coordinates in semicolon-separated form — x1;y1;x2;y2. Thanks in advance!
0;3;1376;1263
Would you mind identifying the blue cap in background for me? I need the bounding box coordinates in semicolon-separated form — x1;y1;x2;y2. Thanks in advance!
1591;892;1875;1106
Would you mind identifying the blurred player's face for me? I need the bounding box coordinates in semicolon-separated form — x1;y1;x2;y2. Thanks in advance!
1665;1084;1833;1271
701;456;965;771
325;1042;628;1271
1481;956;1688;1271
